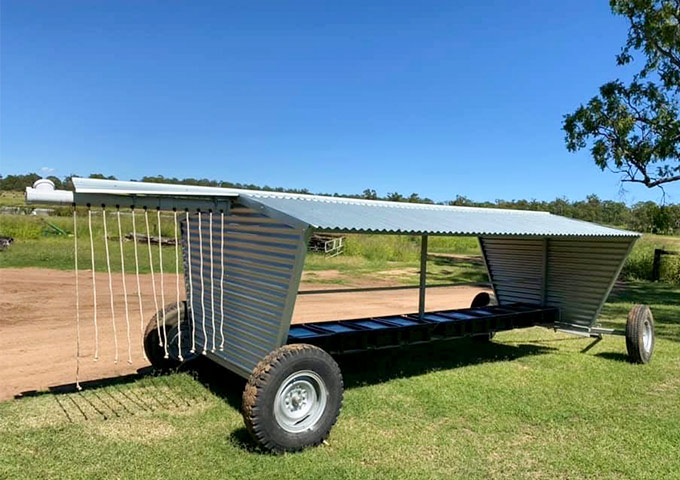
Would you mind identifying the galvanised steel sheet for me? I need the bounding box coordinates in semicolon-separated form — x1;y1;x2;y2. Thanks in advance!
182;205;307;377
240;194;639;237
70;178;638;238
481;236;636;327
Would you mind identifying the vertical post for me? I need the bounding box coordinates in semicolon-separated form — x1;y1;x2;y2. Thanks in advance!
418;235;428;319
652;249;665;282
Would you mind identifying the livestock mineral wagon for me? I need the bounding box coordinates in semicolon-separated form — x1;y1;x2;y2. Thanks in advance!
26;178;655;452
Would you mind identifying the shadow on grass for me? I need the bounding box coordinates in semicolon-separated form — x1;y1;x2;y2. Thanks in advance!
594;352;630;363
193;338;556;452
15;338;555;452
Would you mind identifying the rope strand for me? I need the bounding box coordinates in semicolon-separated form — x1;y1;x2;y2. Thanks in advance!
174;210;183;361
131;209;147;360
209;211;216;352
198;211;207;355
219;211;225;351
87;208;99;361
186;211;196;354
144;209;161;348
157;209;169;359
73;207;82;390
102;209;119;364
117;208;133;364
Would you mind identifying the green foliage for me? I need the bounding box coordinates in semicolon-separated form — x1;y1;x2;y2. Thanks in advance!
621;234;680;282
564;0;680;188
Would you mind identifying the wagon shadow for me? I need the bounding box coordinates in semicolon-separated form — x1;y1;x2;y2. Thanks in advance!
337;339;554;389
192;339;555;452
594;352;629;363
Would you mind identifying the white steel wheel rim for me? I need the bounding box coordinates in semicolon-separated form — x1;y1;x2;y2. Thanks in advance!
274;370;328;433
642;319;653;352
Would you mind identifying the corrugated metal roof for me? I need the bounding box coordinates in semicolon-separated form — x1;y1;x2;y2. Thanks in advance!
70;178;639;237
242;193;639;237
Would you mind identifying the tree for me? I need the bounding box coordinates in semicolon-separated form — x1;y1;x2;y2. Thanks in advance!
563;0;680;189
362;189;378;200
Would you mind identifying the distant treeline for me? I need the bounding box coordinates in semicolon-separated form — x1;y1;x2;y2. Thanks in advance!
2;172;679;235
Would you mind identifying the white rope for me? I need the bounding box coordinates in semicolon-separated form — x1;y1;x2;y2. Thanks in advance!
102;209;119;364
131;209;147;360
87;209;99;361
73;207;82;390
209;211;216;352
157;209;169;359
219;210;225;351
186;211;196;353
117;209;133;364
198;211;207;355
174;210;183;361
144;209;161;348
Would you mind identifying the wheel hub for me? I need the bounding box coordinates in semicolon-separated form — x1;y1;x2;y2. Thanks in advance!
274;370;328;433
642;319;653;352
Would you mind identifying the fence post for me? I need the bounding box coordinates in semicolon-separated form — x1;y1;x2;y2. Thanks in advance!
652;249;666;282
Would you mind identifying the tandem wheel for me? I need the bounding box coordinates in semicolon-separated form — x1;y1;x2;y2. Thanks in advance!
626;304;655;364
242;344;344;453
143;302;196;371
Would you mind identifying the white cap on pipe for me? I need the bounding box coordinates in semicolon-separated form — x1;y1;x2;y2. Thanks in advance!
25;179;74;204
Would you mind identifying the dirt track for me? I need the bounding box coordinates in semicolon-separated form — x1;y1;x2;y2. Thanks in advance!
0;268;487;401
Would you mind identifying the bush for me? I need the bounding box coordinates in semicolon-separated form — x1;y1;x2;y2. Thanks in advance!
621;236;680;284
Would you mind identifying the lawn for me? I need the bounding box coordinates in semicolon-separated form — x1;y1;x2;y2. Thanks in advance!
1;281;678;479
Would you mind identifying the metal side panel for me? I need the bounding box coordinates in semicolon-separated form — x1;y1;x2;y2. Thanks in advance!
181;204;308;378
480;237;544;306
545;237;636;328
481;236;637;329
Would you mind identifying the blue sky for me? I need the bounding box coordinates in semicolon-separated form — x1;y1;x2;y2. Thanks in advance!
1;1;677;204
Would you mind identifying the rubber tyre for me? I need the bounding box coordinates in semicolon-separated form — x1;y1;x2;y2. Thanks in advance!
242;344;343;453
144;302;188;371
625;304;655;364
471;292;496;342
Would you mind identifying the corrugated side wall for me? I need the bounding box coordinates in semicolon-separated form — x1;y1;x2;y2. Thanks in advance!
480;238;545;305
480;236;636;328
182;205;307;377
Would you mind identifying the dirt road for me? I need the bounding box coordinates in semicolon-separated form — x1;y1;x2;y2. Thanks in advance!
0;268;487;400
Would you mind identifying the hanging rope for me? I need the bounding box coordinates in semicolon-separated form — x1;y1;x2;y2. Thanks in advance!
209;211;216;352
87;208;99;361
173;210;183;361
186;210;196;354
117;208;133;364
131;208;147;360
144;208;161;347
73;206;82;390
157;208;169;359
102;208;119;364
219;210;225;351
198;211;207;355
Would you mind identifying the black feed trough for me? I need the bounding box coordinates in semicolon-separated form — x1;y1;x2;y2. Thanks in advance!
288;304;560;354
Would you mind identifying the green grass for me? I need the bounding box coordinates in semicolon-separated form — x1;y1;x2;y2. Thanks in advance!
0;191;25;208
0;213;182;273
1;281;678;479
